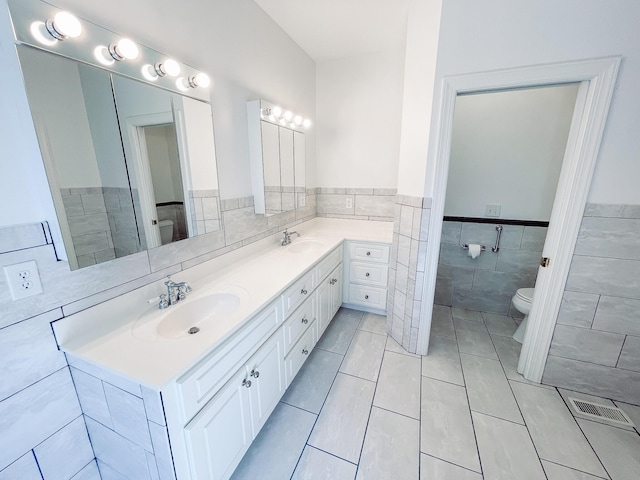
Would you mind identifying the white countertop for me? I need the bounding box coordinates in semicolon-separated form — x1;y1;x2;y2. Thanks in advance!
54;218;393;390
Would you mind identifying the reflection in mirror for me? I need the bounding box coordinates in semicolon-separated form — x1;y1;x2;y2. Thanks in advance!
247;100;306;216
17;45;220;270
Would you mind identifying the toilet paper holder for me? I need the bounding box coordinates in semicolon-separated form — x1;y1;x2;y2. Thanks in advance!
460;244;486;251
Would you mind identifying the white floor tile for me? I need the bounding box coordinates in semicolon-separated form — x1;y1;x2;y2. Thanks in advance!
541;460;609;480
420;454;482;480
231;402;316;480
481;312;518;337
454;319;498;360
558;388;636;431
421;377;481;473
358;313;387;336
473;411;547;480
373;351;421;419
451;308;484;322
316;313;361;355
577;418;640;480
308;373;376;463
422;334;464;386
490;334;542;386
385;336;420;358
431;305;455;338
339;330;387;381
282;348;343;414
356;407;419;480
461;353;523;424
292;446;356;480
510;382;607;477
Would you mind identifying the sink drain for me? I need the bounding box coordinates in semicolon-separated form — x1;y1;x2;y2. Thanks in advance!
188;326;200;335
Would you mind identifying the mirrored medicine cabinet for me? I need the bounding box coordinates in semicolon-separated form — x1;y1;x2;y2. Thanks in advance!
9;0;221;270
247;100;306;216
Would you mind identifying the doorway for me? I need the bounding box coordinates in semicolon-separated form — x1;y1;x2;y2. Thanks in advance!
418;57;621;382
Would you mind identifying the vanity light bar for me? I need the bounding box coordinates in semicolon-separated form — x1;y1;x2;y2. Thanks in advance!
261;106;311;129
18;1;212;95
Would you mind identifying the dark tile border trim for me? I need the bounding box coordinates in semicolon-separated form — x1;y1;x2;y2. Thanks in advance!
443;216;549;227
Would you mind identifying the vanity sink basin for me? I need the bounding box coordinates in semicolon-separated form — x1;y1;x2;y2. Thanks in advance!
286;239;326;254
133;286;249;340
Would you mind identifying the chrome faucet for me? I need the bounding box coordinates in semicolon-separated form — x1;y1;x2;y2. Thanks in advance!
282;228;300;246
159;275;192;309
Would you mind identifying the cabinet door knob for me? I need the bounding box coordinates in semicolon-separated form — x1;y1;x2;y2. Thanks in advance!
242;379;252;388
365;295;369;300
301;288;308;295
250;369;260;378
365;272;370;277
302;348;309;355
301;317;308;324
366;251;371;256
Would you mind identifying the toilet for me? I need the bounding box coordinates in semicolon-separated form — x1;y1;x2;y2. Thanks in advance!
158;219;174;245
511;287;534;344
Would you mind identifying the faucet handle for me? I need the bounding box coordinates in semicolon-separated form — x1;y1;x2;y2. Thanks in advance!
158;294;169;309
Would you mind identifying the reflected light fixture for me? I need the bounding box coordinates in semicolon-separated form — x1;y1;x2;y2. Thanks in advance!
284;110;293;122
108;38;139;61
94;46;115;66
141;64;158;81
294;115;303;127
260;103;311;129
154;58;180;77
272;106;283;119
45;11;82;40
303;118;312;128
176;77;190;92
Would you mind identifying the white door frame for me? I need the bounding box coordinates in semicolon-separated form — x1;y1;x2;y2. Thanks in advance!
418;57;621;382
124;111;175;249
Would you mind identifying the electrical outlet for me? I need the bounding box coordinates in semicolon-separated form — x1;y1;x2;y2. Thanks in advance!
345;197;353;209
299;195;306;207
485;204;501;217
4;260;43;300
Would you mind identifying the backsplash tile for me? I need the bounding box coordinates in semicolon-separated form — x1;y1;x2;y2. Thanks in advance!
0;452;41;480
316;188;396;221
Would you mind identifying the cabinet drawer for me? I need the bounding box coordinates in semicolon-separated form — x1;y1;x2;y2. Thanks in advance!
284;323;317;385
282;269;316;317
282;293;316;355
316;246;342;281
177;300;281;422
349;242;390;263
348;284;387;310
349;261;388;287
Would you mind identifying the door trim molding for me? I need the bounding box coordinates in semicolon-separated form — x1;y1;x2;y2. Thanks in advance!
418;57;621;383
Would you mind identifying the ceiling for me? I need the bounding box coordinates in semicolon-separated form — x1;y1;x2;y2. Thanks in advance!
253;0;410;62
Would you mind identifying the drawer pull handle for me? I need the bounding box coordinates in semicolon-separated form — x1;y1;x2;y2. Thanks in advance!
301;288;308;295
250;369;260;378
365;272;370;277
302;348;309;355
366;251;371;256
301;317;309;324
242;379;252;388
365;295;369;300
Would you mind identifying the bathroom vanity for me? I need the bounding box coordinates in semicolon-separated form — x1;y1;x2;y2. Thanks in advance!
53;218;392;480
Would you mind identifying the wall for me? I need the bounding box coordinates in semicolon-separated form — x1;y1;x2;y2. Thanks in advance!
435;221;545;315
315;50;404;189
445;85;578;220
543;204;640;404
0;0;316;478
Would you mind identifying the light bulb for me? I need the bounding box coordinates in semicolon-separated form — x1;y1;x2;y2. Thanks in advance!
272;106;283;118
303;118;311;128
294;115;303;126
188;72;211;88
284;110;293;122
109;38;139;61
46;11;82;40
279;118;287;126
155;59;180;77
268;114;276;122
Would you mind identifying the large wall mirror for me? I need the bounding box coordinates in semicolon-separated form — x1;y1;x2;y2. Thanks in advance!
10;0;220;270
248;100;307;215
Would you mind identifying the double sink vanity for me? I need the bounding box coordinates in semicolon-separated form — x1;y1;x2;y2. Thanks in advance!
53;218;393;480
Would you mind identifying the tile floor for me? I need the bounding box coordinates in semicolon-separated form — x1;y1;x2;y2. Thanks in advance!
230;306;640;480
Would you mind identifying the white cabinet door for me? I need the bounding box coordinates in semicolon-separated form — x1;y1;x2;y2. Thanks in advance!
246;332;285;435
184;369;252;480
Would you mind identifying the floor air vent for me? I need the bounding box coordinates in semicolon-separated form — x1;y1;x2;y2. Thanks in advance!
568;397;635;427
